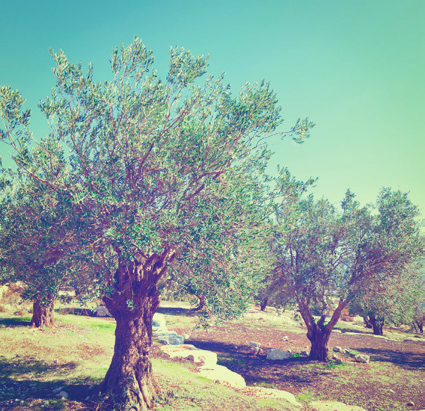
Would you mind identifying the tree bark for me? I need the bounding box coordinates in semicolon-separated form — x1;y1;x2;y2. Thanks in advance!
363;316;373;329
99;301;159;410
299;297;347;361
191;294;206;311
308;328;331;360
413;319;423;334
369;315;384;335
31;295;55;328
99;249;174;410
260;297;268;311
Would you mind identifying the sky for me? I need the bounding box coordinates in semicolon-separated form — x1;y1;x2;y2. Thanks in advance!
1;0;424;221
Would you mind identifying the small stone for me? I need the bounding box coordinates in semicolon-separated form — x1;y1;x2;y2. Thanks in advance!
85;395;91;400
331;353;342;363
301;350;309;356
183;333;190;339
333;346;342;353
57;391;68;399
249;342;260;348
355;354;370;363
52;386;63;393
407;401;415;406
266;349;291;360
282;336;289;341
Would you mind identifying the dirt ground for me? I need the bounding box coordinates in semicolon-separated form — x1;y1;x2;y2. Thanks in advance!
155;303;425;411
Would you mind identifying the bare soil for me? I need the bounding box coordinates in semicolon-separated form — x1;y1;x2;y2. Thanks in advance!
156;303;425;411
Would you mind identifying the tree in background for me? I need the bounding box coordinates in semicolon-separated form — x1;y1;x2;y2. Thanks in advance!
267;188;424;361
348;263;424;335
0;39;313;410
0;166;98;327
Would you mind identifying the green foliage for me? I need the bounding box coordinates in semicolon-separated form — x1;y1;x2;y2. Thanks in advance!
0;38;314;321
266;186;424;342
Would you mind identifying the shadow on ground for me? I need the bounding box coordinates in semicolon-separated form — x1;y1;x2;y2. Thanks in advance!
187;339;333;389
356;346;425;370
0;317;32;327
157;306;197;317
0;356;100;408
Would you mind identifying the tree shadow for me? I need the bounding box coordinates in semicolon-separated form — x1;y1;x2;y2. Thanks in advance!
355;347;425;370
186;339;332;389
157;306;197;317
0;317;32;327
0;356;99;407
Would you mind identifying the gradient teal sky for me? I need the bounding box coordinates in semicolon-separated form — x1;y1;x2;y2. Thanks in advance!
1;0;424;219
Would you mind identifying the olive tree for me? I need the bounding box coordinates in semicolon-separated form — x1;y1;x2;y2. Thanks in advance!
0;165;98;327
0;39;313;409
268;188;423;361
348;263;424;335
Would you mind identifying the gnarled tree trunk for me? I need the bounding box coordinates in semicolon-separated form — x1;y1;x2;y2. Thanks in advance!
369;315;384;335
100;298;160;410
299;298;347;361
308;327;331;360
31;295;55;328
99;249;174;410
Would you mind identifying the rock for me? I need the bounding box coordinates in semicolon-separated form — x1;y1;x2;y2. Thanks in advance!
248;342;261;355
56;391;68;399
407;401;415;406
94;305;112;317
332;329;342;333
168;335;185;345
245;387;301;407
152;313;167;330
333;346;343;352
52;386;63;393
310;400;367;410
249;342;260;348
160;344;217;366
198;364;246;388
266;349;291;360
355;354;370;363
183;333;190;340
282;336;289;341
301;350;309;356
153;330;184;345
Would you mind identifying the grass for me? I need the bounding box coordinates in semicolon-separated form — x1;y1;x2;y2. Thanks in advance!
0;311;300;410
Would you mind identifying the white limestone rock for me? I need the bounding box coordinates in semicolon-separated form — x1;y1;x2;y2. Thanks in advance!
198;364;246;388
266;349;291;360
152;313;167;330
310;400;367;410
246;387;301;407
94;305;112;317
355;354;370;363
160;344;217;366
